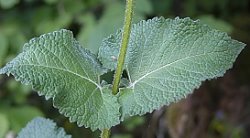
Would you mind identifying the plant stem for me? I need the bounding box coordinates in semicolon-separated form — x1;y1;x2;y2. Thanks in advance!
112;0;134;95
101;129;110;138
100;0;134;138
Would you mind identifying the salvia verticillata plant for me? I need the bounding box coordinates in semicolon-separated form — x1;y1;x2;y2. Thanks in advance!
0;0;245;137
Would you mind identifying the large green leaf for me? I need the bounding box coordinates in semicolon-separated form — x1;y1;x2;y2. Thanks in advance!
0;29;120;130
98;17;245;119
17;117;71;138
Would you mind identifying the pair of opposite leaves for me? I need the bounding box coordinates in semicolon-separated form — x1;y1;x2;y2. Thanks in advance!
0;17;245;130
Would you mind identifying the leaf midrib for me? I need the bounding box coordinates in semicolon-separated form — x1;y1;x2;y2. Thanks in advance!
16;64;102;90
129;49;228;88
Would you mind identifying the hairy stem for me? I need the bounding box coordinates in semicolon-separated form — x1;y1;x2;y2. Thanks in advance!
112;0;134;95
101;129;110;138
100;0;134;137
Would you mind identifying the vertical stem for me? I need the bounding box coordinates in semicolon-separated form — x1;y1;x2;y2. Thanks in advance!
101;129;110;138
100;0;134;138
112;0;134;95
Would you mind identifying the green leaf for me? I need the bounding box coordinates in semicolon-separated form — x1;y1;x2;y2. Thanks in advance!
0;29;120;130
17;117;71;138
0;106;44;133
98;17;245;118
0;113;9;138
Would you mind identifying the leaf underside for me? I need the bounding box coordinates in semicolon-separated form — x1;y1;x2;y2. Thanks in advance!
98;17;245;119
17;117;71;138
0;17;245;130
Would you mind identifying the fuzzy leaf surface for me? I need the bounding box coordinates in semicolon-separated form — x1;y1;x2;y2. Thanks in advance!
98;17;245;119
0;29;120;130
17;117;71;138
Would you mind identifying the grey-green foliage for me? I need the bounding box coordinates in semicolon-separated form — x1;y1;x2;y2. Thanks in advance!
0;30;120;130
17;117;71;138
98;17;245;119
0;17;245;130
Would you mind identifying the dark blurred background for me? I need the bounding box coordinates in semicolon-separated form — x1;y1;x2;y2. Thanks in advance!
0;0;250;138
